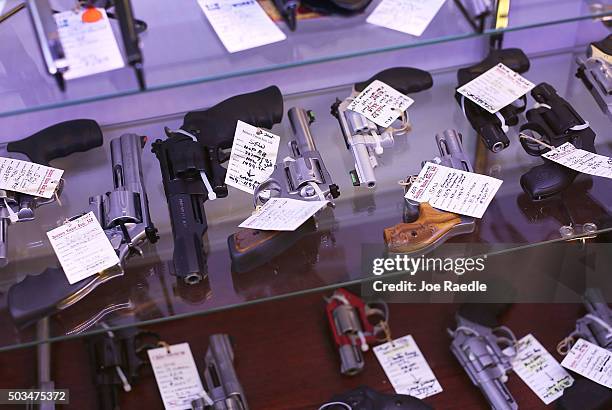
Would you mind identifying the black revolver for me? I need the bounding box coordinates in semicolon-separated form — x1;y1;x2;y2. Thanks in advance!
456;48;531;152
519;83;596;201
320;386;432;410
152;86;284;285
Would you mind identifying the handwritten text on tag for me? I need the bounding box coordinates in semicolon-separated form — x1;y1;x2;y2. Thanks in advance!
238;198;328;231
367;0;447;37
542;142;612;179
347;80;414;128
0;157;63;198
561;339;612;389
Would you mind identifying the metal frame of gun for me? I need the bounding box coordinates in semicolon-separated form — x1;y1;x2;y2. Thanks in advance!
383;129;476;254
325;288;388;376
272;0;299;31
191;334;249;410
8;133;158;327
319;386;433;410
576;35;612;120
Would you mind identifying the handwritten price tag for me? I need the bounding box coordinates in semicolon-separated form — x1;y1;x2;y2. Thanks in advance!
367;0;447;37
543;142;612;179
347;80;414;128
561;339;612;389
238;198;328;231
0;157;63;198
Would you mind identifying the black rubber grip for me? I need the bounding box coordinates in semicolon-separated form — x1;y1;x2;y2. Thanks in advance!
6;119;103;166
457;48;531;86
557;378;612;410
457;303;511;328
329;386;433;410
520;162;578;201
354;67;434;95
7;267;90;327
182;86;284;149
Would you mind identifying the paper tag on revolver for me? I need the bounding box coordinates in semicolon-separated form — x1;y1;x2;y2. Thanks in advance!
47;212;120;284
561;338;612;389
366;0;447;37
347;80;414;128
511;334;574;405
54;8;124;80
405;162;503;219
225;120;280;194
239;198;328;231
542;142;612;179
148;343;210;410
457;63;535;114
373;335;443;399
0;157;63;198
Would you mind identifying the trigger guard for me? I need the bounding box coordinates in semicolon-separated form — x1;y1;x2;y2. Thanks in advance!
253;178;282;207
519;121;551;156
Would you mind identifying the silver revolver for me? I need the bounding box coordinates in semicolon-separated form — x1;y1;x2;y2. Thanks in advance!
576;35;612;120
8;133;158;327
562;288;612;351
192;334;249;410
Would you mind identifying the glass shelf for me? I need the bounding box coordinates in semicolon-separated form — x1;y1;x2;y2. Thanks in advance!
0;0;610;118
0;45;610;351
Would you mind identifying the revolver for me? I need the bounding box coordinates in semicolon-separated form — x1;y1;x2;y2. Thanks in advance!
518;83;596;201
8;133;158;327
0;119;103;267
228;107;339;273
384;129;476;254
453;0;494;32
191;334;249;410
448;303;518;410
576;34;612;120
331;67;433;188
557;289;612;410
152;86;284;285
456;48;531;152
325;288;388;376
320;386;432;410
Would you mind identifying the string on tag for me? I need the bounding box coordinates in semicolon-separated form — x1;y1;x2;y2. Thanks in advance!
381;320;393;346
157;340;172;354
2;198;18;223
518;133;555;151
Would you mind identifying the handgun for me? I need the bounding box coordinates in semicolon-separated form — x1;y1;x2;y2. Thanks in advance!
557;289;612;410
0;119;103;267
456;48;531;152
27;318;55;410
325;288;388;376
448;303;518;410
272;0;299;31
518;83;596;201
331;67;433;188
453;0;494;32
152;86;284;284
228;107;339;273
8;133;158;327
384;129;476;254
576;34;612;120
320;386;432;410
191;334;249;410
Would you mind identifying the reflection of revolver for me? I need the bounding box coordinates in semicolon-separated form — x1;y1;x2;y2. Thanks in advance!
576;34;612;120
320;386;432;410
8;133;158;327
519;83;596;201
191;334;249;410
152;86;284;284
228;107;339;274
456;48;530;152
331;67;433;188
453;0;494;32
0;119;103;267
325;288;388;376
448;304;518;410
384;129;475;254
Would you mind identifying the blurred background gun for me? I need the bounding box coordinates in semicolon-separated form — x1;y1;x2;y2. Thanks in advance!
8;133;158;327
152;86;284;284
448;303;518;410
331;67;433;188
384;129;476;254
273;0;299;30
456;48;530;153
518;83;596;201
228;107;339;273
453;0;509;48
0;119;103;268
191;334;248;410
576;34;612;120
325;288;388;376
557;289;612;410
319;386;432;410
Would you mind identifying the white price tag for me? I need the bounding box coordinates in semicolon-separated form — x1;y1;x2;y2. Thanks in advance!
197;0;286;53
512;334;574;404
47;212;120;284
347;80;414;128
561;339;612;389
457;63;535;114
0;1;6;14
542;142;612;179
405;162;503;219
238;198;328;231
373;335;443;399
367;0;447;37
0;157;63;198
147;343;210;410
225;120;280;194
54;9;125;80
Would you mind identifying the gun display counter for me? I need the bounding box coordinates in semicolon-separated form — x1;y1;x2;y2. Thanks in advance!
0;0;611;409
